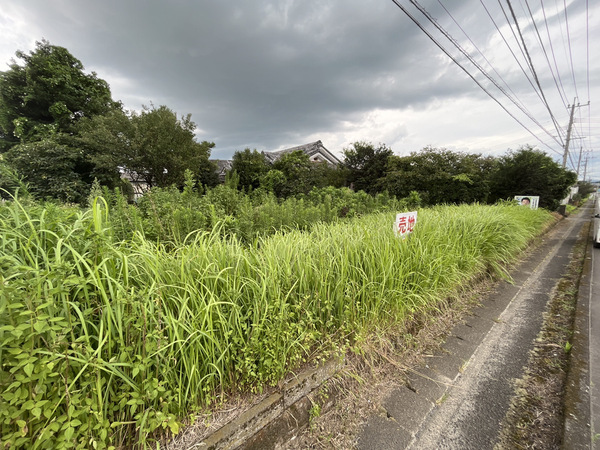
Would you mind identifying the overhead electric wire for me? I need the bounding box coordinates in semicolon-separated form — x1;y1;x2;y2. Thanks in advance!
585;0;593;170
504;0;565;146
409;0;563;147
539;0;570;109
586;0;590;103
390;0;563;157
495;0;546;105
436;0;525;110
479;0;553;120
523;0;569;110
562;0;580;100
495;0;565;144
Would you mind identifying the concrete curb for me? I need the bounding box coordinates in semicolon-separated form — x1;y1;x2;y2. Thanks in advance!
187;356;343;449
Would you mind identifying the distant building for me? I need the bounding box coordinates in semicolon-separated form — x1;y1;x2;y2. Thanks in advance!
119;168;150;200
263;140;341;166
212;159;233;183
210;140;342;184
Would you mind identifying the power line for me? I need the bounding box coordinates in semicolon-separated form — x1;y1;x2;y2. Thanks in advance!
539;0;570;109
436;0;525;109
562;0;580;100
479;0;568;146
523;0;569;110
586;0;590;103
390;0;563;157
492;0;550;110
504;0;565;146
408;0;562;147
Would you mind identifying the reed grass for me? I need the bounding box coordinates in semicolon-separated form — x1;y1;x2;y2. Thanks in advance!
0;197;553;449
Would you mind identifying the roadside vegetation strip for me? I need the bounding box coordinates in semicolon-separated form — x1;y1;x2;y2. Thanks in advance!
0;198;553;449
495;221;589;450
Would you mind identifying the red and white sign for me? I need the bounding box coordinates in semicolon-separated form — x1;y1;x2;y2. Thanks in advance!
394;211;417;239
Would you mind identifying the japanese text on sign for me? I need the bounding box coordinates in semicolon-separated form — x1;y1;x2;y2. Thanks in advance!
394;211;417;239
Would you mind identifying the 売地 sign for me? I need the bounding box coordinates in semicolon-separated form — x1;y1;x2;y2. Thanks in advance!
394;211;417;239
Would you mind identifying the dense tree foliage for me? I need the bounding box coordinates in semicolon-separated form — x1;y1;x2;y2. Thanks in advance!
228;148;348;197
4;134;92;202
0;40;116;149
0;41;218;200
0;155;26;198
75;108;136;189
270;150;315;197
488;146;577;210
0;41;580;209
342;141;393;194
381;147;496;205
576;180;596;198
231;148;269;191
78;106;218;191
130;105;218;189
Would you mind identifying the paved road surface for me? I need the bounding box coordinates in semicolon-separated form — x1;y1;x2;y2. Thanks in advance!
564;199;600;449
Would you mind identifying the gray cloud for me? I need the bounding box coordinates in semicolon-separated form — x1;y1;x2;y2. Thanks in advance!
1;0;597;175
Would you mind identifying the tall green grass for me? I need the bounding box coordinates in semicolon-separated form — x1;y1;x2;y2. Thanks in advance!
101;184;414;244
0;197;553;449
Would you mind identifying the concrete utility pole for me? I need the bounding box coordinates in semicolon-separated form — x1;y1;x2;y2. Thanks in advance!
563;100;576;168
562;100;591;169
577;147;583;179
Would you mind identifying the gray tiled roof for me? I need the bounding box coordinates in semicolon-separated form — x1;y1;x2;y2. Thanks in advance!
263;140;341;166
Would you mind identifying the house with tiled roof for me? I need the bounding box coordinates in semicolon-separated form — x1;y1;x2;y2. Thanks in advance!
263;140;341;166
212;159;234;183
209;140;342;183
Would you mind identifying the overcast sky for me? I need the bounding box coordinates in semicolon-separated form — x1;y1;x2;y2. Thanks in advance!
1;1;598;179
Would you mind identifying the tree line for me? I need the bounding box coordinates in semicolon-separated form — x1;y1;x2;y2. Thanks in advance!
0;40;578;210
0;40;217;203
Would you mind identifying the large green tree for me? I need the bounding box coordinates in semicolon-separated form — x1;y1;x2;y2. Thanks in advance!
131;105;218;188
0;40;117;150
0;41;219;201
231;148;269;191
75;108;135;189
489;145;576;210
4;134;90;202
342;141;393;194
78;105;218;191
381;147;496;205
271;150;315;197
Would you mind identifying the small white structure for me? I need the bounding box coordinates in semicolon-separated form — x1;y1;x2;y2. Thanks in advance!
119;168;150;200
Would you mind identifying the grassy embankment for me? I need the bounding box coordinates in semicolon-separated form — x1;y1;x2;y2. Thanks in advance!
0;197;553;449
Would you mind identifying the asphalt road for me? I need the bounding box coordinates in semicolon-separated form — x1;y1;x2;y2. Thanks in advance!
358;203;594;450
590;224;600;449
563;199;600;450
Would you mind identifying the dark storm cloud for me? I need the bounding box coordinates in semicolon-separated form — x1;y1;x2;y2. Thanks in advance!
3;1;482;156
2;0;597;171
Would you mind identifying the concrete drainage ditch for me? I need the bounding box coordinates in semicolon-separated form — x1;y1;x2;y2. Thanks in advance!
175;356;344;449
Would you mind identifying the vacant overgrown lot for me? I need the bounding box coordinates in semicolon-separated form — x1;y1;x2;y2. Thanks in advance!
0;193;553;449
